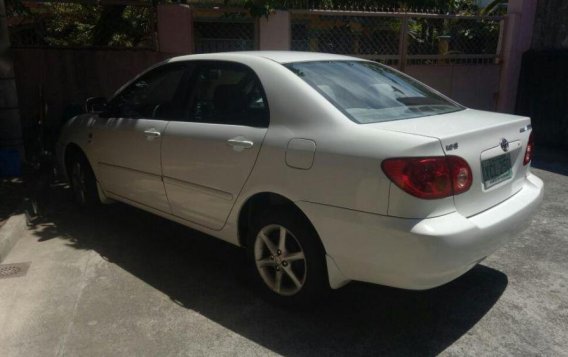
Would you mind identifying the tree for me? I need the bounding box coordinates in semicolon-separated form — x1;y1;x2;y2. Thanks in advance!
6;0;156;48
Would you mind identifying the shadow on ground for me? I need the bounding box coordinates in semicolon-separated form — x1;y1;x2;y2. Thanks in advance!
25;184;508;356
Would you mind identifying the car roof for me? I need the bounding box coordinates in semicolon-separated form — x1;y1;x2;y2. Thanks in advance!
168;51;360;64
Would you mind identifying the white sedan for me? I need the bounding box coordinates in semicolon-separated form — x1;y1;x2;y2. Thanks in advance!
57;51;543;305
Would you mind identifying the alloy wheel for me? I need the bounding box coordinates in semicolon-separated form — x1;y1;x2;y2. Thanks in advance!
254;224;307;296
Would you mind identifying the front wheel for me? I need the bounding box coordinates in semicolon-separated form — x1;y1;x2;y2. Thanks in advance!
247;208;329;306
67;152;100;208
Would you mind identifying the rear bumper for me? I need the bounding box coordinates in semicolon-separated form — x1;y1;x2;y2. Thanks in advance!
298;173;544;290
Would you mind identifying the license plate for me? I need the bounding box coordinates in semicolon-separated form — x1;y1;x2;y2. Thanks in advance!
481;153;512;189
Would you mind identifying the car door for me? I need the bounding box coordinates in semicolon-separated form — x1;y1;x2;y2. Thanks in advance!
91;62;191;213
161;61;269;230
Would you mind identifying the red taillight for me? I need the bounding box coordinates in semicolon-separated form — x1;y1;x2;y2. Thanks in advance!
523;132;534;165
381;156;472;199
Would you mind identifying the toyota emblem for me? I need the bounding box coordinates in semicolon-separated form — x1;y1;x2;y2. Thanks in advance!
500;138;509;152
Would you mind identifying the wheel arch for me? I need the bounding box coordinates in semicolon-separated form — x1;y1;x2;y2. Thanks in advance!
64;141;111;205
63;142;87;177
236;192;325;253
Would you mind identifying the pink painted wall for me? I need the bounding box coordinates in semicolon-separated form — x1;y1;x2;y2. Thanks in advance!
497;0;538;113
157;4;194;54
259;11;291;50
407;64;501;111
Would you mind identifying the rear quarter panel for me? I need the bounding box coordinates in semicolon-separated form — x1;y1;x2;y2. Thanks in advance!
221;57;449;246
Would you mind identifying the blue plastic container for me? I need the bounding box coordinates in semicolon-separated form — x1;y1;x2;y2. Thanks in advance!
0;149;21;177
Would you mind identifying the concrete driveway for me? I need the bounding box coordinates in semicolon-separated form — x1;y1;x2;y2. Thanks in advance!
0;157;566;356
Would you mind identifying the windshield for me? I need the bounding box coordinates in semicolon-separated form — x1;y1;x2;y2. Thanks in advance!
285;61;463;124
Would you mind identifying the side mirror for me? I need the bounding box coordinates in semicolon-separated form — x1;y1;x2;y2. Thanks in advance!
85;97;107;113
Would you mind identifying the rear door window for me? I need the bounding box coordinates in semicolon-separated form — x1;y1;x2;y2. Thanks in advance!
185;62;269;128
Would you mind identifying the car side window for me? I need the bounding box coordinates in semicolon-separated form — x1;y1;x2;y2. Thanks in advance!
106;63;189;120
187;62;269;127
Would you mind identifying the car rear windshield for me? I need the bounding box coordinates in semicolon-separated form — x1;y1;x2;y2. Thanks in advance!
285;60;463;124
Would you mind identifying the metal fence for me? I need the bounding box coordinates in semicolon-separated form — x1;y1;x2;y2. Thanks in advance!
8;2;504;66
291;10;504;68
7;1;157;49
192;8;256;53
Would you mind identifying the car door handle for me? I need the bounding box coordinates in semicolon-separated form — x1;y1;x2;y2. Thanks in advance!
144;128;161;138
227;137;254;151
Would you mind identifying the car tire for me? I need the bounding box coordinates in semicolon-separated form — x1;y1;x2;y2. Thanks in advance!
67;152;100;208
247;208;330;306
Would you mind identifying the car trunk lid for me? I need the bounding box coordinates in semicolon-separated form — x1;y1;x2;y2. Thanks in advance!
370;108;532;217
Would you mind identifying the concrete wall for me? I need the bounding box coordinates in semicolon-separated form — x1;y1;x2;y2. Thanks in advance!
12;48;172;130
406;64;500;111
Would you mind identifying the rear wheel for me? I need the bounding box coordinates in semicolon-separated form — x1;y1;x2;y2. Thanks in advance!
247;208;329;306
67;152;100;208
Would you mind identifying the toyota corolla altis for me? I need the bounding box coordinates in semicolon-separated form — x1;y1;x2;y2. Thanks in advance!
57;51;543;305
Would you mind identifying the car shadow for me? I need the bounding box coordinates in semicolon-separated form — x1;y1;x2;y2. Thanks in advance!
29;184;508;356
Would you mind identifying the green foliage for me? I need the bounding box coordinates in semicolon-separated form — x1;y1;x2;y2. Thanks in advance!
221;0;276;18
7;1;156;48
90;5;155;47
41;3;99;47
5;0;29;16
